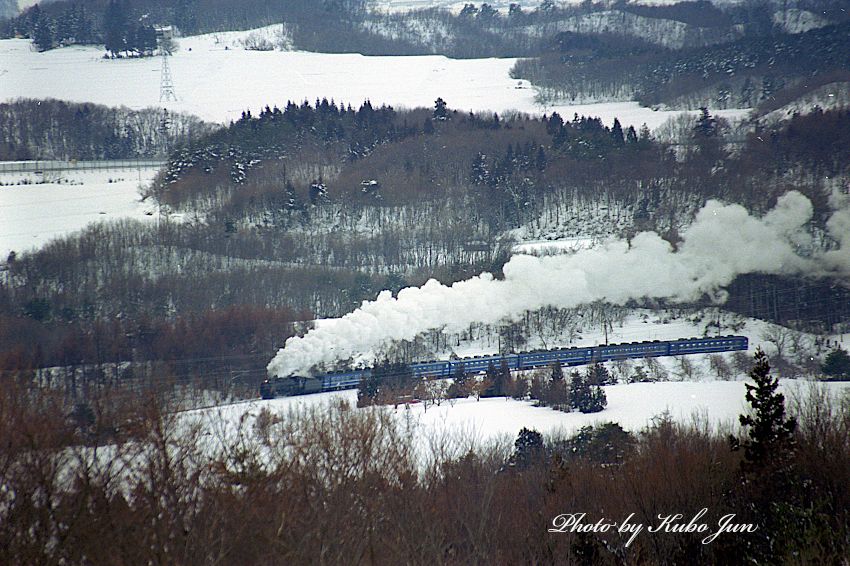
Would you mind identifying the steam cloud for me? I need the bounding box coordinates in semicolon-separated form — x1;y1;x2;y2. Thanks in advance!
268;191;850;377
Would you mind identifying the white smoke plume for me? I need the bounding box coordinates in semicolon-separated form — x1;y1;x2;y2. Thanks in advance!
268;191;850;377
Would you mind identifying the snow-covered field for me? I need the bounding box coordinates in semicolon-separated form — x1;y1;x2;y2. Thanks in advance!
196;379;850;453
512;236;596;255
0;30;748;129
228;306;848;453
2;21;839;449
0;166;163;257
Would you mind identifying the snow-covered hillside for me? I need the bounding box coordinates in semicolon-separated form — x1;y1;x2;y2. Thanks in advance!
196;301;850;450
197;379;850;452
526;10;743;49
0;165;163;257
0;28;748;129
373;0;732;13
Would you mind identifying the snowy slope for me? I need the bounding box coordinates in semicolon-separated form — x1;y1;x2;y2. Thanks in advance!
0;30;748;130
373;0;725;13
195;305;850;449
196;379;850;452
0;166;163;258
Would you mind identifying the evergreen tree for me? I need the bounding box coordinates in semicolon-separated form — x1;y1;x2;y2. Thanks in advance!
731;348;796;471
24;3;42;36
173;0;198;35
822;347;850;379
56;6;77;44
508;3;524;20
133;23;157;56
535;145;547;171
530;372;547;404
357;369;381;407
692;106;725;166
570;368;607;413
537;0;556;14
380;360;414;398
694;107;718;138
359;359;414;405
459;3;479;19
560;423;633;465
104;0;130;57
483;361;499;398
433;97;448;121
32;9;53;52
547;360;568;408
508;427;546;469
478;3;498;21
729;348;801;563
587;362;612;386
610;118;625;147
309;179;328;205
585;385;607;413
498;359;511;396
569;370;588;410
283;181;301;211
447;362;469;398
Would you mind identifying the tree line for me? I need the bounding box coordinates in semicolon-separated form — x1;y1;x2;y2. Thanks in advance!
2;101;849;397
1;351;847;564
0;99;214;160
514;18;850;110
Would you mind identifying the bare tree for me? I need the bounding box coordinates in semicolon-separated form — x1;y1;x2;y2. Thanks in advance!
708;353;734;381
674;355;701;381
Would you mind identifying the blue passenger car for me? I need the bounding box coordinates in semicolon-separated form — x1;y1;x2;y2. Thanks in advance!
262;335;749;398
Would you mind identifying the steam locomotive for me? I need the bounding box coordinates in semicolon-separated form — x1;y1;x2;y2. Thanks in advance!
260;335;748;399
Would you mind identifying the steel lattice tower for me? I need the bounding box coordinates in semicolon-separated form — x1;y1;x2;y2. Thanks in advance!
159;51;177;102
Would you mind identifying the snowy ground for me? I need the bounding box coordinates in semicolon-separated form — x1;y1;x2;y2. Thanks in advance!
328;305;845;377
371;0;696;13
511;236;596;255
0;30;748;129
241;305;848;455
0;166;164;258
195;379;850;455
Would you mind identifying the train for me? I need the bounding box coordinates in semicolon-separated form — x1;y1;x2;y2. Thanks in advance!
260;335;749;399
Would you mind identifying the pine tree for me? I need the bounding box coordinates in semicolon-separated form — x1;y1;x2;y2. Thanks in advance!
822;347;850;379
570;368;607;413
56;5;78;45
569;370;588;410
133;23;157;56
104;0;129;57
483;361;506;397
309;179;328;205
547;360;568;408
433;97;448;121
610;118;625;147
535;145;547;171
32;10;53;52
357;370;380;407
587;362;612;386
729;348;801;563
693;107;718;138
498;359;512;396
508;427;545;469
447;362;469;398
173;0;198;35
74;5;95;44
585;385;607;413
731;348;796;471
